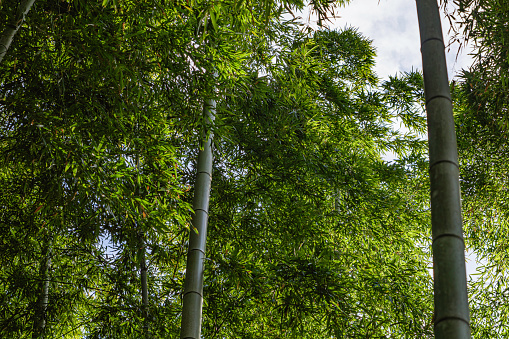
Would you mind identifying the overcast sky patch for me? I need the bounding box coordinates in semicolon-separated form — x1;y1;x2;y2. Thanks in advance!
319;0;474;80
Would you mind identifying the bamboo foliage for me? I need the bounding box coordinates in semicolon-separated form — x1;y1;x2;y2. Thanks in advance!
180;98;216;339
0;0;459;336
448;0;509;334
416;0;471;337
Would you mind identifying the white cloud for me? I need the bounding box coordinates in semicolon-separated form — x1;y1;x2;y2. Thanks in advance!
308;0;474;80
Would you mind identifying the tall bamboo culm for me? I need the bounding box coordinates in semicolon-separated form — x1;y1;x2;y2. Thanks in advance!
180;98;216;339
0;0;36;64
33;244;51;339
135;152;150;338
141;243;149;338
415;0;471;338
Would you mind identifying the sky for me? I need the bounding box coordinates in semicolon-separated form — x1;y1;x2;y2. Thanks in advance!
330;0;474;80
301;0;481;279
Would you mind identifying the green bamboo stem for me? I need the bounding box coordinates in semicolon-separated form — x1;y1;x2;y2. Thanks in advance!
415;0;471;337
32;245;51;338
180;98;216;339
141;243;149;338
135;151;150;338
0;0;37;64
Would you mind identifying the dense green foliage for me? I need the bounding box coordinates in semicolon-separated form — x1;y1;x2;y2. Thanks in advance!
439;0;509;337
444;0;509;337
3;0;506;337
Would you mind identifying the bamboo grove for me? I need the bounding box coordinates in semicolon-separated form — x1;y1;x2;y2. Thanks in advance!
1;0;508;338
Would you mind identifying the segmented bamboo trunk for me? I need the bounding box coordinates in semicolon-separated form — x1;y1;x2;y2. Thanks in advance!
135;152;150;338
180;98;216;339
0;0;37;64
141;241;149;338
416;0;471;337
32;245;51;338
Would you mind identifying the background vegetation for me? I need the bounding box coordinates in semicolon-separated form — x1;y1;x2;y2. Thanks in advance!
0;0;508;337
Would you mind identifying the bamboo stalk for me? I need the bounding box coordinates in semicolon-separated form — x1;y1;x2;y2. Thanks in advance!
180;98;215;339
0;0;37;64
415;0;471;337
32;244;51;338
135;150;150;338
141;243;149;338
